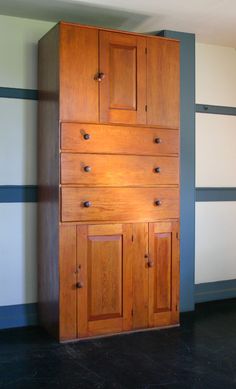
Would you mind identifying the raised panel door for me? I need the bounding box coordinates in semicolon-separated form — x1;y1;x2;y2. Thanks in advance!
99;31;146;124
148;221;180;327
76;224;133;338
147;38;180;129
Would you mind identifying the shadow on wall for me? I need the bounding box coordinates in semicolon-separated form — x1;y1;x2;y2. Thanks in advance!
0;0;156;32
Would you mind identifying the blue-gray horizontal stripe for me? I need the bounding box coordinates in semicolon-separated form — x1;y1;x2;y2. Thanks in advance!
196;104;236;116
0;185;38;202
0;87;38;100
195;279;236;303
196;187;236;202
0;303;38;330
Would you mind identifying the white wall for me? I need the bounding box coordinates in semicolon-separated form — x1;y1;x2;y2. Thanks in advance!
0;15;54;307
195;43;236;285
195;202;236;284
196;43;236;107
196;113;236;188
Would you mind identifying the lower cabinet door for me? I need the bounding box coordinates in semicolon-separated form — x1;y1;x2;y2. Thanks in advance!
76;224;133;338
59;221;180;340
148;221;180;327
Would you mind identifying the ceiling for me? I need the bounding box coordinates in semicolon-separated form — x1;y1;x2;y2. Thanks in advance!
1;0;236;46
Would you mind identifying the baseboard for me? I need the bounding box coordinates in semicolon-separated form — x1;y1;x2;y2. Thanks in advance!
2;284;236;330
0;303;38;330
195;279;236;303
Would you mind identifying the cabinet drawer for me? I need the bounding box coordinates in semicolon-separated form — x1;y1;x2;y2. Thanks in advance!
61;153;179;186
61;123;179;156
61;187;179;222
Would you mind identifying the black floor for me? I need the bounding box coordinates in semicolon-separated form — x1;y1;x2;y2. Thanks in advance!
0;299;236;389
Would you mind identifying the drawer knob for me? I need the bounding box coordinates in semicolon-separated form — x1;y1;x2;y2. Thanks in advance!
148;260;154;268
84;166;91;172
83;133;91;140
83;201;92;208
94;72;105;82
155;199;162;206
76;281;84;289
154;167;161;173
154;137;162;144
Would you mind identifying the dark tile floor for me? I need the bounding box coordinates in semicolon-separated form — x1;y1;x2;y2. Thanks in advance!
0;299;236;389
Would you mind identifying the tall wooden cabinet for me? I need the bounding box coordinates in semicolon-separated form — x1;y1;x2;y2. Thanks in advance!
38;22;180;341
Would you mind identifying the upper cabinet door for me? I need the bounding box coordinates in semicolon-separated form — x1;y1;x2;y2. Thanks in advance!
147;38;180;129
60;24;99;122
99;31;146;125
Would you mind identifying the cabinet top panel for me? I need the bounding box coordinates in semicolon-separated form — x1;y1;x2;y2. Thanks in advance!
58;21;179;43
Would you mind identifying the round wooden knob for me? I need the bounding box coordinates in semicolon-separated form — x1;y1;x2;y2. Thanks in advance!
154;167;161;173
155;137;162;144
83;133;91;140
83;201;92;208
84;166;91;172
148;260;154;268
155;200;162;206
76;281;84;289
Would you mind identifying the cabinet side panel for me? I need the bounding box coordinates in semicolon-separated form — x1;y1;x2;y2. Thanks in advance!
38;24;60;339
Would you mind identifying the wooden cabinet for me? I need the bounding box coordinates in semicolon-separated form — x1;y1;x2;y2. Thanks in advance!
59;23;179;128
38;22;180;341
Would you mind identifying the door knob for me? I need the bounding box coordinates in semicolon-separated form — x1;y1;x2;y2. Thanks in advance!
94;72;105;82
144;254;154;268
83;133;91;140
154;199;162;206
83;201;92;208
154;167;161;173
147;260;154;268
76;281;84;289
84;166;91;172
154;137;162;144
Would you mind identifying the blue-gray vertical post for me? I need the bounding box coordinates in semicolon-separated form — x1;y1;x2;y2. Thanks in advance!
157;31;196;312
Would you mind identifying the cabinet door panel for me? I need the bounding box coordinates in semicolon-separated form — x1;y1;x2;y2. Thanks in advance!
148;221;179;327
88;234;122;320
99;31;146;125
77;224;133;338
147;38;180;129
60;24;99;122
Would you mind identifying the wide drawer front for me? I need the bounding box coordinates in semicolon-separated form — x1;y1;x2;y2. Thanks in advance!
61;153;179;186
61;123;179;155
61;187;179;222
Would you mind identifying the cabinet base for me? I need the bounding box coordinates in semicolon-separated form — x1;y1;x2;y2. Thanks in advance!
60;323;180;343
